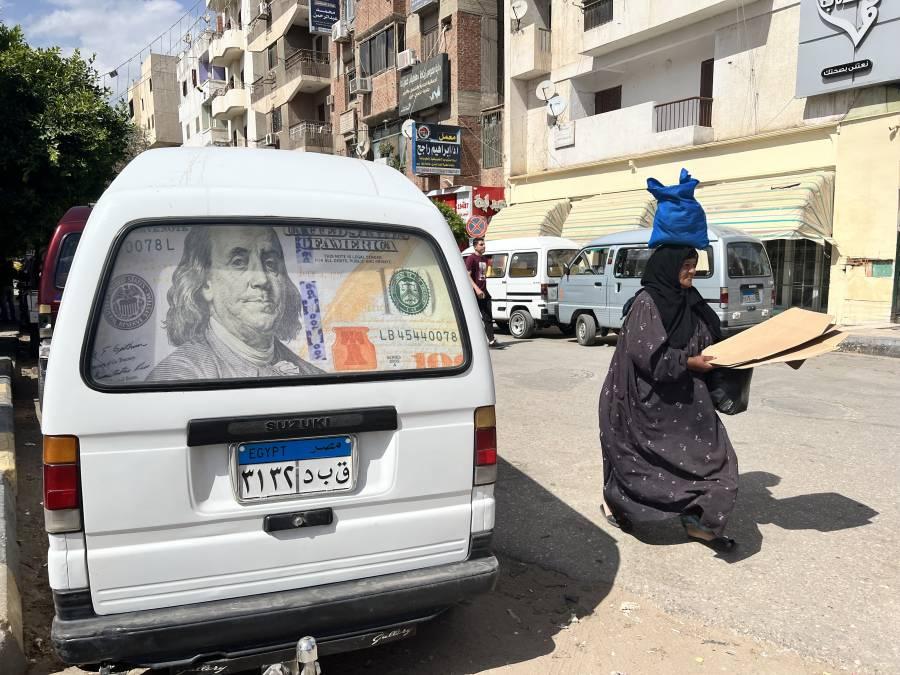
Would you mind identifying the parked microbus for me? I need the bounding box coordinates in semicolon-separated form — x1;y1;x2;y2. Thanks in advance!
462;236;580;338
558;226;775;345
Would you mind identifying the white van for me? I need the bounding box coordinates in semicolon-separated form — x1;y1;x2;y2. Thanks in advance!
41;148;499;674
558;226;775;345
462;236;580;338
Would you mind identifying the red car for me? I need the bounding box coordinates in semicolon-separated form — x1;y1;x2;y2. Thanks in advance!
39;206;91;337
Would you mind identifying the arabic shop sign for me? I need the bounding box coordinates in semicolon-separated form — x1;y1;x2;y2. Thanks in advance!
796;0;897;98
309;0;339;34
399;54;449;116
413;123;462;176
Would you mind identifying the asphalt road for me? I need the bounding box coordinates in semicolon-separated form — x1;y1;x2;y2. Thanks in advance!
15;330;899;674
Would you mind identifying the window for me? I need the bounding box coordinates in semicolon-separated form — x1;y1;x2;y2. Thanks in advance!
481;110;502;169
548;249;579;277
196;117;200;133
317;103;327;122
595;85;621;115
583;0;613;31
192;69;198;87
614;248;654;278
267;43;277;71
185;124;190;140
54;233;82;289
421;10;439;60
345;66;356;102
484;253;508;278
727;242;772;278
342;0;356;24
128;100;134;118
508;252;538;278
86;223;468;388
150;114;154;129
149;78;153;92
182;80;188;97
359;26;396;76
569;247;607;275
141;97;145;110
695;247;714;279
271;107;283;133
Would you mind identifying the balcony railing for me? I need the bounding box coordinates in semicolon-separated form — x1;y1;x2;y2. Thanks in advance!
654;97;713;132
510;24;551;80
289;120;334;150
285;49;330;80
583;0;613;31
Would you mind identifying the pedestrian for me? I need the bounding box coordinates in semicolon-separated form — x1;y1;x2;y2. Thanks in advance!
0;258;16;323
598;244;739;552
465;237;500;348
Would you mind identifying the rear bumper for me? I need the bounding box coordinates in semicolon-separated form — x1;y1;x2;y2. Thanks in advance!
52;555;499;669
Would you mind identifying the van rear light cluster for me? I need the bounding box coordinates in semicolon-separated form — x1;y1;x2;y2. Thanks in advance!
719;286;729;307
540;283;549;301
474;406;497;486
43;435;82;533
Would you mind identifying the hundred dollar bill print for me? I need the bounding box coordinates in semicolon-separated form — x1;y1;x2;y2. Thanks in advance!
88;223;466;385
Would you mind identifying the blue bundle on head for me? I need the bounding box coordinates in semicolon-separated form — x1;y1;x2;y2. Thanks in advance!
646;168;709;249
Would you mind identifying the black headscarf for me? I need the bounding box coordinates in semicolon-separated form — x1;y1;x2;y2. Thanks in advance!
638;245;722;349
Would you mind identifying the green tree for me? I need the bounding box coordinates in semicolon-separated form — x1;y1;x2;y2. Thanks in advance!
432;199;468;247
0;23;137;254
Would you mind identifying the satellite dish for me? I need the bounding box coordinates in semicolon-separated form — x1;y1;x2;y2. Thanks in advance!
547;94;567;120
356;137;371;158
510;0;528;30
401;119;416;139
535;79;555;101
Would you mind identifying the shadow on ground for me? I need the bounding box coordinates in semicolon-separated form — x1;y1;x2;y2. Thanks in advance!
625;471;878;563
323;459;620;674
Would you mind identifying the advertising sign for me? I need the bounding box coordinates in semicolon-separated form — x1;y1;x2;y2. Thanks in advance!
413;123;462;176
796;0;900;97
399;54;449;116
309;0;339;34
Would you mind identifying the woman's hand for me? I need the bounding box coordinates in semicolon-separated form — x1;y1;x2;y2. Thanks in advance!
687;355;717;373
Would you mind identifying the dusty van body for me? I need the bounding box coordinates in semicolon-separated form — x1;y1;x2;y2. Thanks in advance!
41;148;499;673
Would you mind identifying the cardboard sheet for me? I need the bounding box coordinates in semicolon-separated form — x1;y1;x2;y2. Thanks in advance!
702;308;835;367
729;330;848;369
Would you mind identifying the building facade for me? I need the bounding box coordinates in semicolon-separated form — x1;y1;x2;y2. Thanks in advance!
127;53;182;148
176;29;231;147
500;0;900;322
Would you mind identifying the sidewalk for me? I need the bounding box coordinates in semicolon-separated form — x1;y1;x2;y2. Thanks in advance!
836;322;900;358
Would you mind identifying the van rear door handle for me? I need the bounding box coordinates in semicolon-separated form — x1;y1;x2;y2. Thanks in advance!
264;508;333;533
594;282;603;287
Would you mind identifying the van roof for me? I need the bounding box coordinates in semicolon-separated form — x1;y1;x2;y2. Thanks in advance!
583;226;752;247
462;236;580;254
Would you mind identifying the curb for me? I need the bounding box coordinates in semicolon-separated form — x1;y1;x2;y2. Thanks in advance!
837;335;900;359
0;353;25;675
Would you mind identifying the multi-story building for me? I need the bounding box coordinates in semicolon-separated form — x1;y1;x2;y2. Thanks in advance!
204;0;262;147
330;0;505;215
176;28;231;147
499;0;900;322
247;0;334;152
127;53;182;148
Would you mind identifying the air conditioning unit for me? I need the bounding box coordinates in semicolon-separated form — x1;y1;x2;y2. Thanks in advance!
397;49;418;70
257;2;271;20
264;133;277;147
331;20;350;43
349;76;371;95
325;94;334;106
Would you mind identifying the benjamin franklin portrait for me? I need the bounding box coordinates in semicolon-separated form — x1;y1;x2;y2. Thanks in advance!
147;226;324;381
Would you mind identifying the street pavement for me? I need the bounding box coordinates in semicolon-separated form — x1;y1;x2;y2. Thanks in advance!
15;330;899;674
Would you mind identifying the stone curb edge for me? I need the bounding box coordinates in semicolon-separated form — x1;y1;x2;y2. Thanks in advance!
0;354;25;675
837;335;900;359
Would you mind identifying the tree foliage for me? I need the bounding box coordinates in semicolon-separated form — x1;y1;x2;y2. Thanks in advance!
0;23;137;254
432;199;468;246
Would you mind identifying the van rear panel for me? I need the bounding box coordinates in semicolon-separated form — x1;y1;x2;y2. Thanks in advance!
721;240;775;329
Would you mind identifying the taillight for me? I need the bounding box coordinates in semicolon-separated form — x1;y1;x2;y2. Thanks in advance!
540;283;548;301
474;406;497;485
771;287;776;305
43;435;82;533
719;287;729;306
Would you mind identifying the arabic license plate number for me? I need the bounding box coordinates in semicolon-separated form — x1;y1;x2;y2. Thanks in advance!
236;436;354;501
742;289;760;304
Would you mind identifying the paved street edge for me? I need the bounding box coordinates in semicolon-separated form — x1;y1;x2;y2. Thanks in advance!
0;354;25;675
838;335;900;358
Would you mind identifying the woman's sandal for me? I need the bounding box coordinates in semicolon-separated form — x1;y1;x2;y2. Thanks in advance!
601;504;633;532
681;516;737;552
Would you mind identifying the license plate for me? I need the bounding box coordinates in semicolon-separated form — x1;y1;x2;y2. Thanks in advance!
741;289;761;304
234;436;355;501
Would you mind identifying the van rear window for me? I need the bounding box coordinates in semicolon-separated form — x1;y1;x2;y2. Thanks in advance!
87;223;468;388
727;241;772;278
548;249;578;277
55;232;82;289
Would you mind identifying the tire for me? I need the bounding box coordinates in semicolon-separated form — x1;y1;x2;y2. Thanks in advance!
576;313;598;346
508;309;536;339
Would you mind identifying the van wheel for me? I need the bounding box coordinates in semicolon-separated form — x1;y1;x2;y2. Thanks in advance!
576;314;598;346
509;309;535;339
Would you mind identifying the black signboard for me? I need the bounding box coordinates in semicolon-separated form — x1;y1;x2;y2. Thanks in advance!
309;0;339;34
413;123;461;176
399;54;449;116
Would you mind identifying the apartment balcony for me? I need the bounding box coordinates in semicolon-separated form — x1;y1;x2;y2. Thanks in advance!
212;85;249;119
339;108;356;136
551;98;713;164
205;0;228;10
361;69;398;124
201;78;228;104
510;24;551;81
287;121;334;153
581;0;739;57
198;126;231;146
248;0;309;53
210;29;245;66
251;50;330;111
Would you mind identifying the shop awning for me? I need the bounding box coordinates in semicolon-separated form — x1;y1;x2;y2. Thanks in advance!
560;191;656;243
486;199;571;239
697;171;835;244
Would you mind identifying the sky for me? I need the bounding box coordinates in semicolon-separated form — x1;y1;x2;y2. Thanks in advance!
1;0;203;99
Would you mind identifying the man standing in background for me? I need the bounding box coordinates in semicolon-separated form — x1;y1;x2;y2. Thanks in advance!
465;237;500;348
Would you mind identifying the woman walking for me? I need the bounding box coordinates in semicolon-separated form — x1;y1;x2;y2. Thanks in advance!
599;244;739;552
